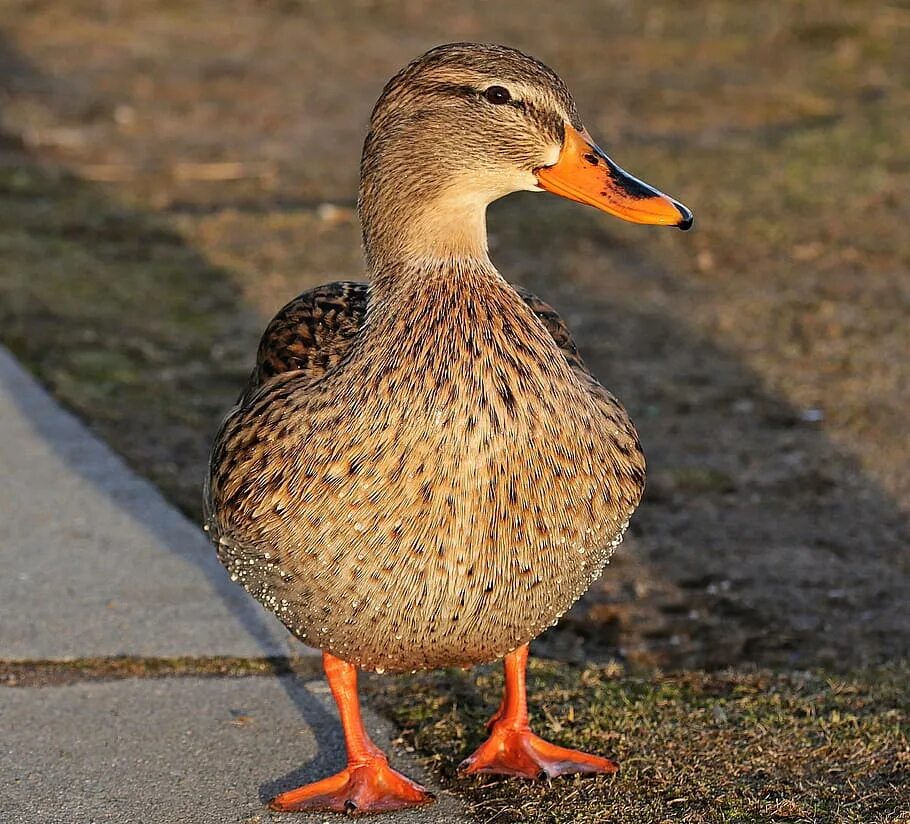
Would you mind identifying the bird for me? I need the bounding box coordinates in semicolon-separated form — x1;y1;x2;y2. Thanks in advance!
205;42;692;816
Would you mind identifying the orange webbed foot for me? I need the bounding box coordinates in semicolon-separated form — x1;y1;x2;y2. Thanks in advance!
269;756;435;815
458;723;619;780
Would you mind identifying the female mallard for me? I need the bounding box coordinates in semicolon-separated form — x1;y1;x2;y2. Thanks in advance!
205;42;691;815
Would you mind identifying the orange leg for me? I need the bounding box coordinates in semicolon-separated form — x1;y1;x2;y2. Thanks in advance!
459;645;619;779
485;694;506;730
270;652;434;815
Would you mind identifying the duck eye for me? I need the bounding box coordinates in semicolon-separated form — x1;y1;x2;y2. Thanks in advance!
483;85;511;105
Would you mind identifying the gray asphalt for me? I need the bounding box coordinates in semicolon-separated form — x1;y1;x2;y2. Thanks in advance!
0;346;474;823
3;677;472;824
0;345;303;659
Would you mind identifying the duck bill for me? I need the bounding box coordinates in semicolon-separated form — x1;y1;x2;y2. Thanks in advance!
536;124;693;230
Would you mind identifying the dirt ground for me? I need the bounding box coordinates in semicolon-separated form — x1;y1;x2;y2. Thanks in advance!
1;0;908;674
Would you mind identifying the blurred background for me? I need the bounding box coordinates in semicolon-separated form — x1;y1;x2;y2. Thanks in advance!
1;0;907;673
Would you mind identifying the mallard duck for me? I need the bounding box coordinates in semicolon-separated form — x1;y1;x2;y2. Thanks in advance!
205;42;692;815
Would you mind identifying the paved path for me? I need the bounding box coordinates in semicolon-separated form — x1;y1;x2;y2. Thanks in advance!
0;347;472;823
0;345;301;659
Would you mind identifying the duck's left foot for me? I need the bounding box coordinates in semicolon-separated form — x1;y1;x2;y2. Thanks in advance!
458;723;618;780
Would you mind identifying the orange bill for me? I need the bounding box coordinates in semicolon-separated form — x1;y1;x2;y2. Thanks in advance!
536;124;693;230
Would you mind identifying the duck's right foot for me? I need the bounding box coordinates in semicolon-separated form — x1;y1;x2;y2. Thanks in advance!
269;756;435;815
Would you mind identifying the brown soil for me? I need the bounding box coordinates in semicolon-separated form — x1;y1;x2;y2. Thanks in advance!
1;0;908;673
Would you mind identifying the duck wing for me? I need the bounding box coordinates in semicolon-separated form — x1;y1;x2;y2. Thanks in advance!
240;280;369;404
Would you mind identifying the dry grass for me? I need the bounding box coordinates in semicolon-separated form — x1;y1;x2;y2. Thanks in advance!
1;0;907;672
366;660;910;823
0;655;322;687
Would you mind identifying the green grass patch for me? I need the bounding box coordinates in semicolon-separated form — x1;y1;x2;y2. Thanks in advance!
0;655;323;686
366;660;910;823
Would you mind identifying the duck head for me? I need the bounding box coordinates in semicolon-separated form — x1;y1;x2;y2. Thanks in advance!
360;43;693;267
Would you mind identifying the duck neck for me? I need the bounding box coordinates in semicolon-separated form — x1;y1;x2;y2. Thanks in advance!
360;183;493;294
358;115;512;295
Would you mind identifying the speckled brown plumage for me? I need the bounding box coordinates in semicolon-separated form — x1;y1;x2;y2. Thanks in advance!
206;265;644;671
239;281;368;405
204;43;648;673
241;280;585;404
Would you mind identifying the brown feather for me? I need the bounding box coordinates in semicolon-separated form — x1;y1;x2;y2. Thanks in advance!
205;44;646;672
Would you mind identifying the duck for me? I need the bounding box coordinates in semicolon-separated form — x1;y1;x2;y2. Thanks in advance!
205;42;692;815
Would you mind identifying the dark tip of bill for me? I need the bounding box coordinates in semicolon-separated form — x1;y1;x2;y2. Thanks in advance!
674;201;694;231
